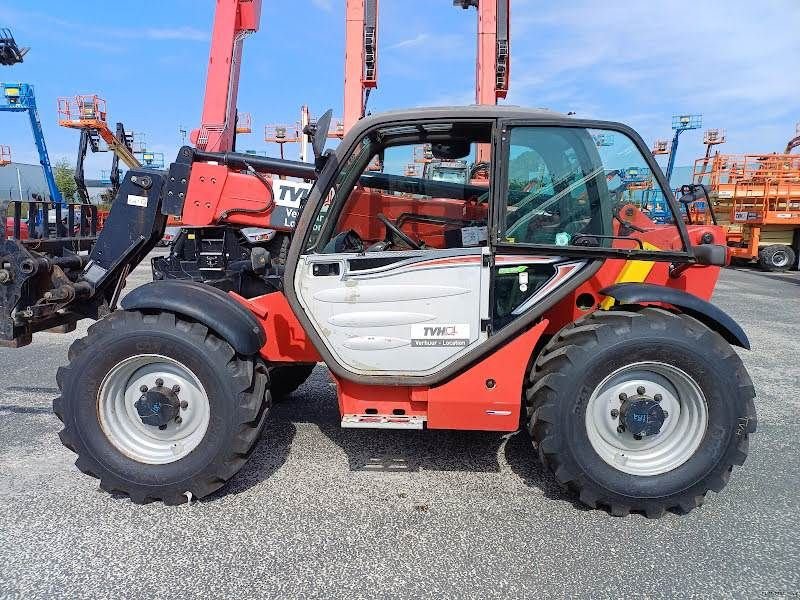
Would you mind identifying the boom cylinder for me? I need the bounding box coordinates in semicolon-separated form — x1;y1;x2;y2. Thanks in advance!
192;149;317;180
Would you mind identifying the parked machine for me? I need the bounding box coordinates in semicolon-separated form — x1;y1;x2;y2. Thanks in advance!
72;122;135;204
693;143;800;271
0;102;757;517
0;83;62;205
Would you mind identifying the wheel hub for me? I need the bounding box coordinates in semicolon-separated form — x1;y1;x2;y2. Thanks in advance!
585;362;707;476
135;380;181;428
619;394;666;437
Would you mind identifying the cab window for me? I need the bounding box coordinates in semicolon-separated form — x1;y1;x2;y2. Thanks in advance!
311;121;493;254
503;126;685;253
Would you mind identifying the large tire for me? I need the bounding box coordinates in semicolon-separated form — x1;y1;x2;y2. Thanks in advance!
758;244;795;272
54;310;270;504
526;307;756;517
269;364;316;401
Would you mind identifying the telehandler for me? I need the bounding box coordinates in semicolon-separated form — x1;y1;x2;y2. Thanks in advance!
0;106;755;516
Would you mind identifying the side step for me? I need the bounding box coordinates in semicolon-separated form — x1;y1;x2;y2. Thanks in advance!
341;414;426;430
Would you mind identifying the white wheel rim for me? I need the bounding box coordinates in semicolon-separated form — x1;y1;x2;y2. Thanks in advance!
772;250;789;267
585;361;708;476
97;354;210;465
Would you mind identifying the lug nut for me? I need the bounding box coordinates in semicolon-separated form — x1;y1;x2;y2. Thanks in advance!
617;424;625;433
172;384;181;393
158;424;167;431
610;409;619;418
662;411;669;419
618;392;628;401
139;385;148;393
175;416;182;424
180;400;188;410
637;386;646;395
155;378;164;387
633;434;643;441
654;393;662;402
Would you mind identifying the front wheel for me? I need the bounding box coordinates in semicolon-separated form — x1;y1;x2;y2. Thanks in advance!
526;308;756;517
54;310;270;504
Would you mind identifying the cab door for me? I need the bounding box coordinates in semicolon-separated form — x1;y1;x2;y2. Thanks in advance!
291;122;495;378
295;247;489;377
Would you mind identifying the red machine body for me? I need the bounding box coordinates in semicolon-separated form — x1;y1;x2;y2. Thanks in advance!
228;195;724;433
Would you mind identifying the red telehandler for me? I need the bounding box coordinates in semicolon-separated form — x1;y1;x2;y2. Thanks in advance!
0;103;756;516
0;2;756;517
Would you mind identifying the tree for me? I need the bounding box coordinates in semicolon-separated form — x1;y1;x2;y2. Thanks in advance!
53;159;77;201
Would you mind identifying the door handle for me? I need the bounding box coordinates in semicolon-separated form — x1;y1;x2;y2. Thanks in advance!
312;262;341;276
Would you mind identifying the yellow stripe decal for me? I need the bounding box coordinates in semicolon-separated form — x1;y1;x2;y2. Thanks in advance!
600;242;659;309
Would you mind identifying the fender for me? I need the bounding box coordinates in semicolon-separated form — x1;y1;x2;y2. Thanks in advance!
600;282;750;350
120;280;266;355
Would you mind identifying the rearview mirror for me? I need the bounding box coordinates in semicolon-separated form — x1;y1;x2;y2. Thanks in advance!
678;184;709;205
677;183;716;225
431;141;470;160
312;110;332;160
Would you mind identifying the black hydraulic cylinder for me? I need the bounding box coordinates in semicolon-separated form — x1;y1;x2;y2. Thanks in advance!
192;149;317;180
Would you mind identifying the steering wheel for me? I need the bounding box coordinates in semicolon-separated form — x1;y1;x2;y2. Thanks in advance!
376;213;422;250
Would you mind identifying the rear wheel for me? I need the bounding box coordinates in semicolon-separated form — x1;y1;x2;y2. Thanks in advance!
54;310;270;504
525;308;756;517
758;244;795;272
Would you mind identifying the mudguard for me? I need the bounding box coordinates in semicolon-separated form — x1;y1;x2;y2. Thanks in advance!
121;280;266;355
600;282;750;350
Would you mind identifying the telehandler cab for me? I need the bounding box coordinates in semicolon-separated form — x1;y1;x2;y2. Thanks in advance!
0;106;755;516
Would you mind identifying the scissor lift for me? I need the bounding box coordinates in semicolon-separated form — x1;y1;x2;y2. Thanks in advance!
694;152;800;270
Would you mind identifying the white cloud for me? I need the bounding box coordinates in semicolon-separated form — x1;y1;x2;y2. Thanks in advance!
144;27;207;42
385;32;469;60
506;0;800;159
311;0;333;11
387;33;431;50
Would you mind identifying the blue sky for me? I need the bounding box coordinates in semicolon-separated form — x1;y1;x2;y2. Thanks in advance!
1;0;797;180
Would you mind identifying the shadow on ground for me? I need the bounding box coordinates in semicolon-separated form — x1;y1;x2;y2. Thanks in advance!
220;366;578;509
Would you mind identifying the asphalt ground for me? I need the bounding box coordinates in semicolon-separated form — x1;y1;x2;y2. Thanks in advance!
1;252;798;599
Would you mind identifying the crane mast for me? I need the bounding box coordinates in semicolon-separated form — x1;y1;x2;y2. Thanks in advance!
191;0;262;152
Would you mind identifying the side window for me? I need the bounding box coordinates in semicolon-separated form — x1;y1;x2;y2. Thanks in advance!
305;137;372;251
503;127;685;253
314;122;493;254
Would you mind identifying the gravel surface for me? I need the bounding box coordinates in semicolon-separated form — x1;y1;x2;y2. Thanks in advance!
1;256;798;599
